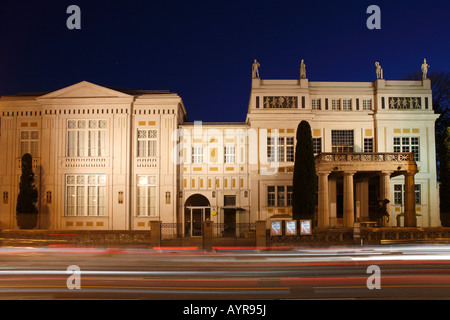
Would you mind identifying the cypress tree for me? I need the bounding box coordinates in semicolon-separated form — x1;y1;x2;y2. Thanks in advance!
292;121;317;223
16;153;38;228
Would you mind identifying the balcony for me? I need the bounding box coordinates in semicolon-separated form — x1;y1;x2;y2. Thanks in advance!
315;152;417;175
136;158;157;168
17;157;40;169
64;157;108;168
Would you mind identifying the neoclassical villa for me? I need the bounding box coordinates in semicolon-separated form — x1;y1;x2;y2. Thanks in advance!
0;60;440;233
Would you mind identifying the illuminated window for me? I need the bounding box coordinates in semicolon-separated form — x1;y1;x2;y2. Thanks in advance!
192;146;203;164
267;135;294;162
137;175;157;217
67;120;106;157
393;136;419;161
66;174;106;216
137;129;157;157
224;145;235;164
20;131;39;157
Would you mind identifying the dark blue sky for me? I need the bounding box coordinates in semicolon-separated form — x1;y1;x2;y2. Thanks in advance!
0;0;449;122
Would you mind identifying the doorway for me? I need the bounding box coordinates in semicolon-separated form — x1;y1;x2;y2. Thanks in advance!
184;194;211;237
223;208;236;237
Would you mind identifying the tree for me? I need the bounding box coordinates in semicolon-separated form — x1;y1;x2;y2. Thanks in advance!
292;121;317;224
440;127;450;226
16;153;38;229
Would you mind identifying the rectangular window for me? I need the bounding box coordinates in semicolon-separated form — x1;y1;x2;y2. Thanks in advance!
267;137;275;162
65;174;106;216
287;186;293;206
332;130;354;153
267;185;292;207
393;136;419;161
137;175;157;217
394;184;403;205
311;99;321;110
342;99;352;110
267;135;294;163
137;129;157;157
393;184;421;205
277;137;285;163
67;120;106;157
267;186;276;207
363;99;372;110
312;137;322;154
415;184;421;205
20;130;39;158
224;145;235;164
332;99;341;110
224;195;236;206
192;146;203;164
286;137;294;162
364;138;373;153
277;186;285;207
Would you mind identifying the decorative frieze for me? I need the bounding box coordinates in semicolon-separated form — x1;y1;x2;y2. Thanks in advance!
389;97;421;110
263;96;298;109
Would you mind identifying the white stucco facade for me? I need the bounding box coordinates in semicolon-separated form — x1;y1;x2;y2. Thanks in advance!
0;66;440;232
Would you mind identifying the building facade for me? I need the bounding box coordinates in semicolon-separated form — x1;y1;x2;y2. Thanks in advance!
0;63;440;232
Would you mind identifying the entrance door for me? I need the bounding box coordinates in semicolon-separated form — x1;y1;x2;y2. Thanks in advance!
223;209;236;237
192;208;203;237
184;194;211;237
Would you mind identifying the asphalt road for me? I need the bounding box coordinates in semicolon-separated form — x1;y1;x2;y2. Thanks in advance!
0;244;449;300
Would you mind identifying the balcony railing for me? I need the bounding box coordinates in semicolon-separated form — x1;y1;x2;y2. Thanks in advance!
64;157;108;168
17;157;40;169
316;152;415;163
136;158;157;168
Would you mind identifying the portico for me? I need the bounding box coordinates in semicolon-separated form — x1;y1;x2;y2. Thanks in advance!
316;152;418;228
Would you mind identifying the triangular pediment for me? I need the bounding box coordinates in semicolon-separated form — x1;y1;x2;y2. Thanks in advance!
38;81;132;100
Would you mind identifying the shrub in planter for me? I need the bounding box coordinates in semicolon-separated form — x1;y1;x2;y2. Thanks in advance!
16;153;38;229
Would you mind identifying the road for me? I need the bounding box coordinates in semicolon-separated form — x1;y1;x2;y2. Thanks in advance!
0;244;449;300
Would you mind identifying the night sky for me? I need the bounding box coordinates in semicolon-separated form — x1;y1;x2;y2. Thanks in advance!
0;0;449;122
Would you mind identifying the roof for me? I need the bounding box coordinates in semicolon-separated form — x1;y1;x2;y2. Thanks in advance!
104;87;172;95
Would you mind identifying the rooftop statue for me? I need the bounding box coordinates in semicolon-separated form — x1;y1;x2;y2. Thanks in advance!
421;58;430;79
252;59;260;78
300;59;306;79
375;62;383;79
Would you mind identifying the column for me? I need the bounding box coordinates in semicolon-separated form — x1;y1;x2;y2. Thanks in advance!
404;172;417;227
150;220;161;247
202;220;213;251
255;220;267;248
317;171;330;228
343;172;356;228
379;171;392;227
328;178;337;226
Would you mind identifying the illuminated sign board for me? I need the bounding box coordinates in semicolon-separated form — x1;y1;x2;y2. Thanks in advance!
285;220;297;235
271;221;282;236
300;220;312;235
